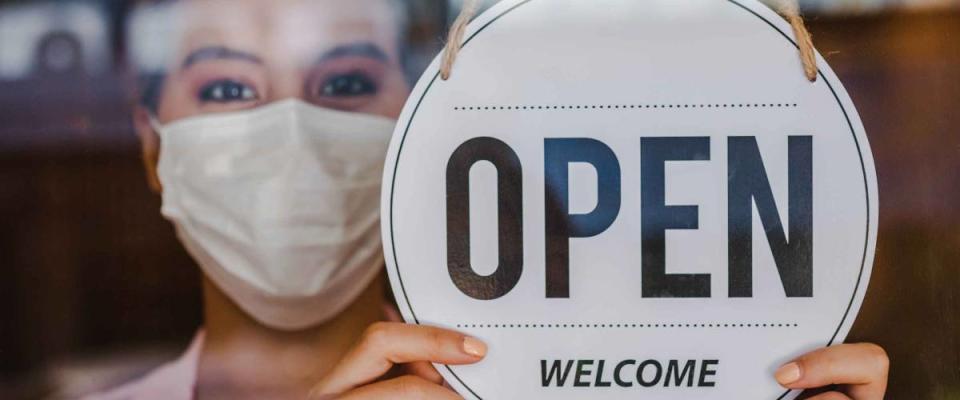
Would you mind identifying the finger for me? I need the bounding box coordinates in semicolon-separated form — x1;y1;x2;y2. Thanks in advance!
384;304;444;382
405;361;444;384
333;375;462;400
312;322;485;394
775;343;888;400
385;308;460;384
805;391;853;400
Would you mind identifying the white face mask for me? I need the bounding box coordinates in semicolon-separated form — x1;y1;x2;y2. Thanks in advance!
151;99;395;330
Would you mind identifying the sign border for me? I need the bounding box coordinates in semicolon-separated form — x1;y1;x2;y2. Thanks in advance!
383;1;877;398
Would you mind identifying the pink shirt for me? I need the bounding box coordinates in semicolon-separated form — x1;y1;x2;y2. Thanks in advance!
84;332;205;400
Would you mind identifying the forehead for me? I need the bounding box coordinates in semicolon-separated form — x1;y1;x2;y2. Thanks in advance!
174;0;402;64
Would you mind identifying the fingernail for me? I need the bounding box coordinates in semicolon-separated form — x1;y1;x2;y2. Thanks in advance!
775;362;801;385
462;336;487;358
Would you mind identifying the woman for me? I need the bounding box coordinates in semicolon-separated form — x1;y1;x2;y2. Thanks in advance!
91;0;889;398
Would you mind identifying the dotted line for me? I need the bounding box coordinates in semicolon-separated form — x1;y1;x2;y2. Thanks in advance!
453;103;798;111
455;323;799;328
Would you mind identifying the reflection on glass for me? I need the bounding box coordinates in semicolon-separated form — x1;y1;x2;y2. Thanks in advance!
0;1;956;399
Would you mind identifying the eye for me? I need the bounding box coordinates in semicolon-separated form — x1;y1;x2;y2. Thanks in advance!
319;71;378;97
198;79;258;103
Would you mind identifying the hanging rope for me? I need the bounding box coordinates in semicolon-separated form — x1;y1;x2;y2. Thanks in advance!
440;0;480;80
439;0;818;82
769;0;819;81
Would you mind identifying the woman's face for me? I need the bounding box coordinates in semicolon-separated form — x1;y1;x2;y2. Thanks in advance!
152;0;409;123
134;0;410;191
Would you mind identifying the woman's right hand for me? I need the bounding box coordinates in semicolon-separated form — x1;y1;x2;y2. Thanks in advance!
309;322;486;399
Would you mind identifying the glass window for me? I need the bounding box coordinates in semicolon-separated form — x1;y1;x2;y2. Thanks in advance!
0;1;956;399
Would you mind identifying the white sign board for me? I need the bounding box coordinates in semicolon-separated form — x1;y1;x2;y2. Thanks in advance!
381;0;878;398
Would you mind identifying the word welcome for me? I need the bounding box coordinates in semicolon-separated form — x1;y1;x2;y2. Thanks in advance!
540;358;719;388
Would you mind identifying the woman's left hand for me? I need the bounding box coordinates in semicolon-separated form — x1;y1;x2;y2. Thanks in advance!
775;343;889;400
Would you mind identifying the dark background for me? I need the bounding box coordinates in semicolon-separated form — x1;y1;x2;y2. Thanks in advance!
0;0;958;398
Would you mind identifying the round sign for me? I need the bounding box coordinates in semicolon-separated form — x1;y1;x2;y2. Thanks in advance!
381;0;878;398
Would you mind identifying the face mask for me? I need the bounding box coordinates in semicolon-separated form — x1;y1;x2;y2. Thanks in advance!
151;99;395;330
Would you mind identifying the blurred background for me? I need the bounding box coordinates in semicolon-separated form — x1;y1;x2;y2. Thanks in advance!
0;0;957;398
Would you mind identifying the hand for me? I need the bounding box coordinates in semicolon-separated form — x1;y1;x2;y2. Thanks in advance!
309;322;487;399
775;343;889;400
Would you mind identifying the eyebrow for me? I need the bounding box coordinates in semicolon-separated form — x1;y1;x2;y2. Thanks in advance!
181;46;263;69
178;42;389;70
314;42;390;64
